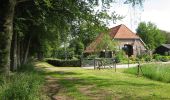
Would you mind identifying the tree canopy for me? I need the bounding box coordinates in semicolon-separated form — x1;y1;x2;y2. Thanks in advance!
136;22;166;50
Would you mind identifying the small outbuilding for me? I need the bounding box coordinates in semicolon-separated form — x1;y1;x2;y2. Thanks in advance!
154;44;170;55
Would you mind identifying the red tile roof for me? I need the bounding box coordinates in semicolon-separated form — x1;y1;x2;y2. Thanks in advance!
109;24;140;39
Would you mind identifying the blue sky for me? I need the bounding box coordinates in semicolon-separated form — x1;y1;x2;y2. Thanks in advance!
110;0;170;32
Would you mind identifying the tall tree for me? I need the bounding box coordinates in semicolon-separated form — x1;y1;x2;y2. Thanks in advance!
0;0;17;74
137;22;166;50
160;30;170;44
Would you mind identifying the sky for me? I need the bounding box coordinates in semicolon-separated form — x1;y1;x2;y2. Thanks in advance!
109;0;170;32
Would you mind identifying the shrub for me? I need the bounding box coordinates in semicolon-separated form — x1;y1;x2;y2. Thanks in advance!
47;59;81;67
115;50;128;63
86;54;99;59
161;56;169;62
153;54;170;62
153;54;162;61
137;54;152;62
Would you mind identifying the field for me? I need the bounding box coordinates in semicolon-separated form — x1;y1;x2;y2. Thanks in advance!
37;62;170;100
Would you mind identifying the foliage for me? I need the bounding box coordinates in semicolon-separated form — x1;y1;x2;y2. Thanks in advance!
96;33;117;52
153;54;162;61
153;54;170;62
115;50;128;63
69;40;84;56
47;59;81;67
54;48;75;60
0;0;145;73
0;64;46;100
136;22;166;50
160;30;170;44
137;54;152;62
124;64;170;83
86;54;99;59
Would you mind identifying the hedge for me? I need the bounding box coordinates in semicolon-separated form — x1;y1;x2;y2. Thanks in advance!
47;59;81;67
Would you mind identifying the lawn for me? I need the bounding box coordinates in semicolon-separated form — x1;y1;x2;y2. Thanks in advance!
36;62;170;100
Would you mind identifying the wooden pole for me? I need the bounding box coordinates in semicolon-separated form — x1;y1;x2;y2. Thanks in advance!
128;56;129;68
137;61;142;77
137;63;139;76
115;62;116;72
94;58;96;70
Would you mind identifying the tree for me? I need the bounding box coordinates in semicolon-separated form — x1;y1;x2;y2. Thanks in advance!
0;0;145;74
136;22;166;50
96;32;117;57
160;30;170;44
0;0;17;74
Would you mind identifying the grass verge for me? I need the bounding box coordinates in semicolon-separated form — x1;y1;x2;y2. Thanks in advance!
0;63;47;100
124;63;170;83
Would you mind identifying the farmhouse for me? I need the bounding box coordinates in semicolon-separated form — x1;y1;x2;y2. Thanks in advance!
84;24;146;57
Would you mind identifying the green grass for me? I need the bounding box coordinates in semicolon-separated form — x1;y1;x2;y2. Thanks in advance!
38;62;170;100
0;63;47;100
124;63;170;83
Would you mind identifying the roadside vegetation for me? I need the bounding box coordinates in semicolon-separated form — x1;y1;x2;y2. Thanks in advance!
124;63;170;83
0;63;47;100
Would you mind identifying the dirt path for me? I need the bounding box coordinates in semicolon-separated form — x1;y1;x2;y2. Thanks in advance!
36;62;78;100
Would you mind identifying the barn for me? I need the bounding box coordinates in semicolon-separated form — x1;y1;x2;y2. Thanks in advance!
154;44;170;55
84;24;146;57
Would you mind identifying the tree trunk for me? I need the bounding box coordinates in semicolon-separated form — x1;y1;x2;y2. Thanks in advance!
23;37;31;64
10;31;17;71
17;39;21;67
0;0;16;74
20;41;24;64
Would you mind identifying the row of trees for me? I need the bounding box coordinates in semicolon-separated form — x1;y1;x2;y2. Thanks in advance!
0;0;144;75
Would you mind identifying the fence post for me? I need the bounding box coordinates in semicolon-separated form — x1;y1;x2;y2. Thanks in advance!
94;58;96;70
137;61;143;77
115;62;116;72
128;56;129;68
137;63;139;76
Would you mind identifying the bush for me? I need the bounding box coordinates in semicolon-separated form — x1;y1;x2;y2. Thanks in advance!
115;50;128;63
153;54;162;61
137;54;152;62
47;59;81;67
161;56;169;62
86;54;99;59
153;54;170;62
